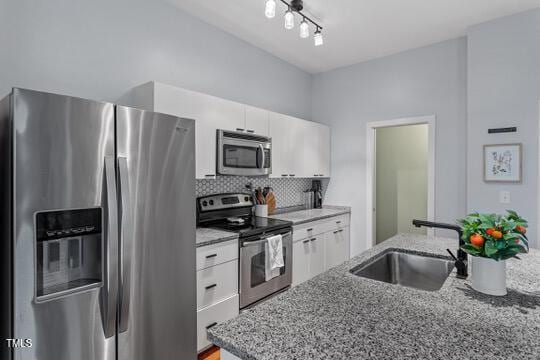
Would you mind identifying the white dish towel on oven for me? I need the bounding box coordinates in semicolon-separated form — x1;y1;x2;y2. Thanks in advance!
265;234;284;281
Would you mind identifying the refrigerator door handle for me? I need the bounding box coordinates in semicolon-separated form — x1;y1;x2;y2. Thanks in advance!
118;157;132;333
102;156;119;338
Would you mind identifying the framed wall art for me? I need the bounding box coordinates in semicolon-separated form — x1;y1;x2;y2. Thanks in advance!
483;143;522;183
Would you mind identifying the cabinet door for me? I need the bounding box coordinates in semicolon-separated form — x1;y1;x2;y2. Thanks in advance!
318;124;331;177
309;236;326;278
211;96;245;133
269;112;291;178
154;84;215;179
292;239;311;286
325;227;350;270
245;106;269;136
154;84;243;178
287;117;307;178
303;121;320;178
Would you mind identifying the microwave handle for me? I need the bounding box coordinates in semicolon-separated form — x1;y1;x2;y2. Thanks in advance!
258;144;265;169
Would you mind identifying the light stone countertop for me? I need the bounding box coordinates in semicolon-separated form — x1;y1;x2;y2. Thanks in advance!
208;233;540;359
196;227;238;248
268;205;351;225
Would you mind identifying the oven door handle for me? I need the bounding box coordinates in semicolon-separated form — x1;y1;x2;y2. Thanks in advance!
242;232;292;247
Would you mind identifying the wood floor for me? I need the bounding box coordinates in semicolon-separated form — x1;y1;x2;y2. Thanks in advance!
198;346;220;360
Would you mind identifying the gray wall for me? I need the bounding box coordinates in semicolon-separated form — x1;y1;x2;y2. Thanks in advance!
467;9;540;248
312;38;468;256
0;0;312;119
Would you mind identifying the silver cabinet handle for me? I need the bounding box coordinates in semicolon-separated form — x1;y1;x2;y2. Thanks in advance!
204;174;216;178
281;174;288;177
206;253;217;259
118;157;132;333
336;221;342;224
205;284;217;290
307;228;313;232
236;128;245;132
206;322;218;330
310;238;317;242
246;129;255;133
289;174;295;177
302;239;310;244
101;156;119;338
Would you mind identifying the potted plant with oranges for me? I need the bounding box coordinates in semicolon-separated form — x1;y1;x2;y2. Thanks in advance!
458;210;529;296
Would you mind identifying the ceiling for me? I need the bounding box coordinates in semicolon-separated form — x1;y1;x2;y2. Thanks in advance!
166;0;540;73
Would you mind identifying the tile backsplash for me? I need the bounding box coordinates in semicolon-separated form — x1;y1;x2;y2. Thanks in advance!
196;177;328;209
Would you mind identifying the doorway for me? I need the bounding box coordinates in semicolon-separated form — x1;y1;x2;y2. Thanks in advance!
366;116;435;247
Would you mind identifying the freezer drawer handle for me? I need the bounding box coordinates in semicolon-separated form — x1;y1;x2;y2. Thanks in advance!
205;284;217;290
206;322;218;330
101;156;119;338
206;254;218;259
118;157;133;333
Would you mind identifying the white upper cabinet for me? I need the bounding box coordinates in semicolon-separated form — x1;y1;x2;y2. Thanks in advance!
269;112;305;178
122;82;330;179
244;105;269;136
153;83;244;179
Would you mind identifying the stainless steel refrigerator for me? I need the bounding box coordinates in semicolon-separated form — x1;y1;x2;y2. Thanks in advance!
0;88;197;360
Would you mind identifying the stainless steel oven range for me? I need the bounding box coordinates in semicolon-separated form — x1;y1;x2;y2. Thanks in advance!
197;193;292;309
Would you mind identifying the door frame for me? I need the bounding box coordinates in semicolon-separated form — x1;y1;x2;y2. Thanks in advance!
366;115;436;248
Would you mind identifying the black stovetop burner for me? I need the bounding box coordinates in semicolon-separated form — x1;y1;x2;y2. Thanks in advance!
204;215;292;237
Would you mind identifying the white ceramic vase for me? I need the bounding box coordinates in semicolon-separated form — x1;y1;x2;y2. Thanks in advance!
255;204;268;217
471;256;507;296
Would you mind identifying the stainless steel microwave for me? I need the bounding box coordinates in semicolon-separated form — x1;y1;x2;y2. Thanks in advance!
217;129;272;176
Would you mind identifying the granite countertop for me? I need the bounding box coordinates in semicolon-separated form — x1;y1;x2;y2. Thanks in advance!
208;234;540;359
196;227;238;248
268;205;351;225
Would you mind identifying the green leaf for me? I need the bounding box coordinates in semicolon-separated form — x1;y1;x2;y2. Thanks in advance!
484;240;498;257
461;244;482;256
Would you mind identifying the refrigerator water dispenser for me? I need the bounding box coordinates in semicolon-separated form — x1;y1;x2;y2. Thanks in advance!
35;208;103;302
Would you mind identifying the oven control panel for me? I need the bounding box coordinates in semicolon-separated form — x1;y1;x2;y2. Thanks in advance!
197;193;253;212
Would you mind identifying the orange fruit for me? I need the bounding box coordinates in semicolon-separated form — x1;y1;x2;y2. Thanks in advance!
486;228;495;236
470;234;485;247
516;225;527;234
492;230;503;239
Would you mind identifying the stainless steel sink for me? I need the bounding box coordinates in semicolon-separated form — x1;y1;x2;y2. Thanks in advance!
350;250;454;291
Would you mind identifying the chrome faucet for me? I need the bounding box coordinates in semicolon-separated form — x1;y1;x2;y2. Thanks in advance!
412;219;468;279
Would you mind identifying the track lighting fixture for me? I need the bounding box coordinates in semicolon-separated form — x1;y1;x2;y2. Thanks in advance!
284;7;295;29
314;27;323;46
265;0;276;18
264;0;323;46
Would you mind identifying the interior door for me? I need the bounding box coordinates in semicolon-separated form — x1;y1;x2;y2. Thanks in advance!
12;89;116;360
116;106;196;360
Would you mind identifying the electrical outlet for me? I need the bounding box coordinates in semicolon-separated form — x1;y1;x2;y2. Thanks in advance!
499;191;510;204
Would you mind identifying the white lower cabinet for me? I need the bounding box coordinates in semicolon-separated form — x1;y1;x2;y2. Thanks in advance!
309;236;326;278
195;240;239;352
196;295;239;351
292;215;351;287
325;228;350;270
292;239;311;286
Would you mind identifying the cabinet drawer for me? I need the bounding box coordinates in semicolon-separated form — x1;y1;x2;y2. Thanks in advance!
196;239;238;270
292;222;325;242
197;260;238;310
292;214;350;242
197;295;239;352
318;214;350;234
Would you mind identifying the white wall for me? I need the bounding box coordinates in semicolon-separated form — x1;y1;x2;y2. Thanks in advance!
312;38;468;256
0;0;312;119
375;124;428;244
467;9;540;248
